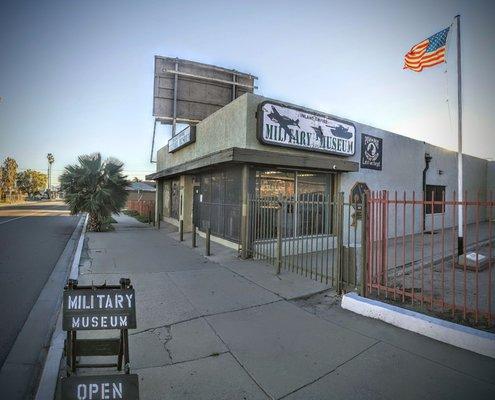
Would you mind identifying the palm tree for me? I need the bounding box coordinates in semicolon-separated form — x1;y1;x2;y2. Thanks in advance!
60;153;129;231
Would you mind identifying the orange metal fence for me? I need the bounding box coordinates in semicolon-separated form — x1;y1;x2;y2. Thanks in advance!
366;190;494;327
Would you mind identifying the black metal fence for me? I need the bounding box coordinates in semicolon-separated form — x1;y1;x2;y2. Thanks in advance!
247;193;363;290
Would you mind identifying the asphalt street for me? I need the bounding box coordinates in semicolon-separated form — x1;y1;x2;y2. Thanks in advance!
0;201;80;370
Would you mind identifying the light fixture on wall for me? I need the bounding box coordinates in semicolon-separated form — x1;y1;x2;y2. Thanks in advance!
438;170;444;175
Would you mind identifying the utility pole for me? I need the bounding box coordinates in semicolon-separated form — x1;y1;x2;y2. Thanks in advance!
47;153;54;199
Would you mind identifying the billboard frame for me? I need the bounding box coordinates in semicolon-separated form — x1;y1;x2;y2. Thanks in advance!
150;57;257;162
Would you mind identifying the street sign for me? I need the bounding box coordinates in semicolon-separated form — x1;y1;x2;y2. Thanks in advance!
61;374;139;400
168;125;196;153
63;288;136;331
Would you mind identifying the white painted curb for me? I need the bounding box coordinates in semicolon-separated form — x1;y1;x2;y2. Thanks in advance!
341;292;495;359
34;213;88;400
69;213;88;280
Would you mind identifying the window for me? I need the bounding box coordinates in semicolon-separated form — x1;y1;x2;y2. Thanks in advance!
170;178;180;219
425;185;445;214
198;167;242;242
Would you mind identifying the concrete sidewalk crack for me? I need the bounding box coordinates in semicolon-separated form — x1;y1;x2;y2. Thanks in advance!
133;351;230;371
152;325;173;362
130;299;284;336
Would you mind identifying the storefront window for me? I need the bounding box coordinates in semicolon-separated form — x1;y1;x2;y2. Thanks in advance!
296;172;332;236
256;170;295;198
255;169;333;237
256;169;331;199
296;172;330;198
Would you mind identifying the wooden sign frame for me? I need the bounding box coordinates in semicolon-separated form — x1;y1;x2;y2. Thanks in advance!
63;278;135;375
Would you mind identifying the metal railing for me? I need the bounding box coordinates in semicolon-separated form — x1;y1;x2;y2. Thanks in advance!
366;190;494;328
247;193;363;289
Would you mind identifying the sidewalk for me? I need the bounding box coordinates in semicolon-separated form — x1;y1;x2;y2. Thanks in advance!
57;214;495;399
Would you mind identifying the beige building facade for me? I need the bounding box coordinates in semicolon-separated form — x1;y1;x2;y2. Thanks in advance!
148;93;493;251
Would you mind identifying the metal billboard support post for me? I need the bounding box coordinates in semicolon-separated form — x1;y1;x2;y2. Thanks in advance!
149;119;157;163
172;60;179;137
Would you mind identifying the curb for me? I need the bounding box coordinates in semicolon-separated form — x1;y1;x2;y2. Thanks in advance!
341;292;495;359
69;213;88;280
34;213;88;400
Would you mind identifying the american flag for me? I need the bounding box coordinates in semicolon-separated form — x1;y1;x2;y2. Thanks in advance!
404;27;450;72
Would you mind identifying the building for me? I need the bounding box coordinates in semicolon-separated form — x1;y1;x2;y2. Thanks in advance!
147;92;494;252
125;181;156;203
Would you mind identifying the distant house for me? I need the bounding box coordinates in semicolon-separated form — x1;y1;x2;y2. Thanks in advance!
125;181;156;204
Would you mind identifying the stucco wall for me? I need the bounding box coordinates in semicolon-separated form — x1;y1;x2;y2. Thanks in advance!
245;94;488;236
156;94;249;171
155;92;489;238
487;161;495;195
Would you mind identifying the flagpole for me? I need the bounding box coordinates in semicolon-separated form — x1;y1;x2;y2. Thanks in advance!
455;14;463;256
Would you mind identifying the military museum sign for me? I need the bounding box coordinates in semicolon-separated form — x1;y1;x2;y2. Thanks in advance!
63;287;137;330
257;101;356;156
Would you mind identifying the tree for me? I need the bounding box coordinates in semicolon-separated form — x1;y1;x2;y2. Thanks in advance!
1;157;18;197
16;170;47;197
60;153;129;231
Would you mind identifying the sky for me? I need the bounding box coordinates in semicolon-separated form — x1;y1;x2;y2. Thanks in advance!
1;0;494;184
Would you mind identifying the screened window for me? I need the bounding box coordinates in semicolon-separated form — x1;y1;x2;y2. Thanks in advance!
170;178;180;219
425;185;445;214
197;167;242;242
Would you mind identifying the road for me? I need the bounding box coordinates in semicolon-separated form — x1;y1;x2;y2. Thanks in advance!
0;201;80;370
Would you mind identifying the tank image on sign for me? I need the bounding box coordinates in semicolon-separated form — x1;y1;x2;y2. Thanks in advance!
257;101;356;156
